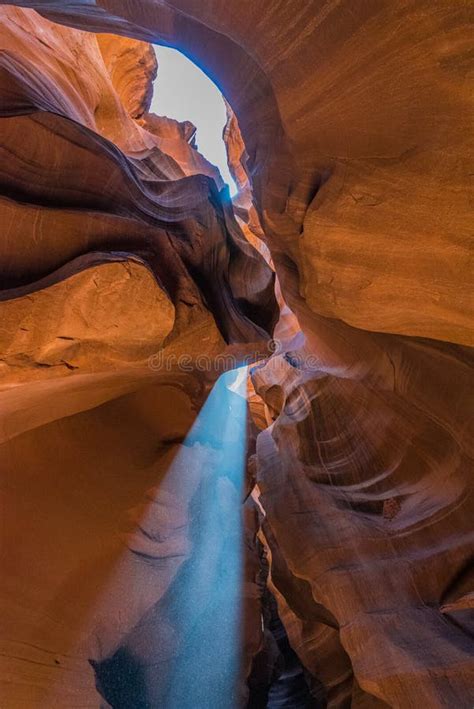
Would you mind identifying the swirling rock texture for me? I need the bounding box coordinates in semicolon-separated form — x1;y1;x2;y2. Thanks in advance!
0;2;473;708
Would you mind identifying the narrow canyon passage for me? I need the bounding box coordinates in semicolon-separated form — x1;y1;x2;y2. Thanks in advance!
0;3;472;709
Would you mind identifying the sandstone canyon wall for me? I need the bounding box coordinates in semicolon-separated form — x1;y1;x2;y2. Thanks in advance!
0;2;473;708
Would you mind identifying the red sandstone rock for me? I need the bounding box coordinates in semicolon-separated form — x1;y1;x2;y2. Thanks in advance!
0;2;472;707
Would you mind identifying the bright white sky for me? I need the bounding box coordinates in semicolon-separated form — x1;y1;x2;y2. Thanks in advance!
151;46;237;195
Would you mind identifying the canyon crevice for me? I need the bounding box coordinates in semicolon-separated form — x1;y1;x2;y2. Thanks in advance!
0;3;472;708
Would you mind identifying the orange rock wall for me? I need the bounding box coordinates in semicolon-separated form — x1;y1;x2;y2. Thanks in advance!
0;2;472;707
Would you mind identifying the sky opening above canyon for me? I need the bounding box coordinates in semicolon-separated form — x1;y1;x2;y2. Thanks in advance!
152;46;238;195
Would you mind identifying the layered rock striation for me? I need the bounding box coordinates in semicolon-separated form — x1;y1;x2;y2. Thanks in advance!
0;2;472;708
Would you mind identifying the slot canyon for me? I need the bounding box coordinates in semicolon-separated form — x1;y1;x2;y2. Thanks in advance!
0;2;473;707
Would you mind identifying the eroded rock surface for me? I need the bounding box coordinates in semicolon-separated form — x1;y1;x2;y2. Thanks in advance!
0;2;472;708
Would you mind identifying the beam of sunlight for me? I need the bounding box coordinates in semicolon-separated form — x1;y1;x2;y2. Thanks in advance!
152;46;238;195
162;366;248;707
63;368;249;708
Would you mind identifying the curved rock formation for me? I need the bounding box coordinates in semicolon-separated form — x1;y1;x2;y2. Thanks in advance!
0;2;472;708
